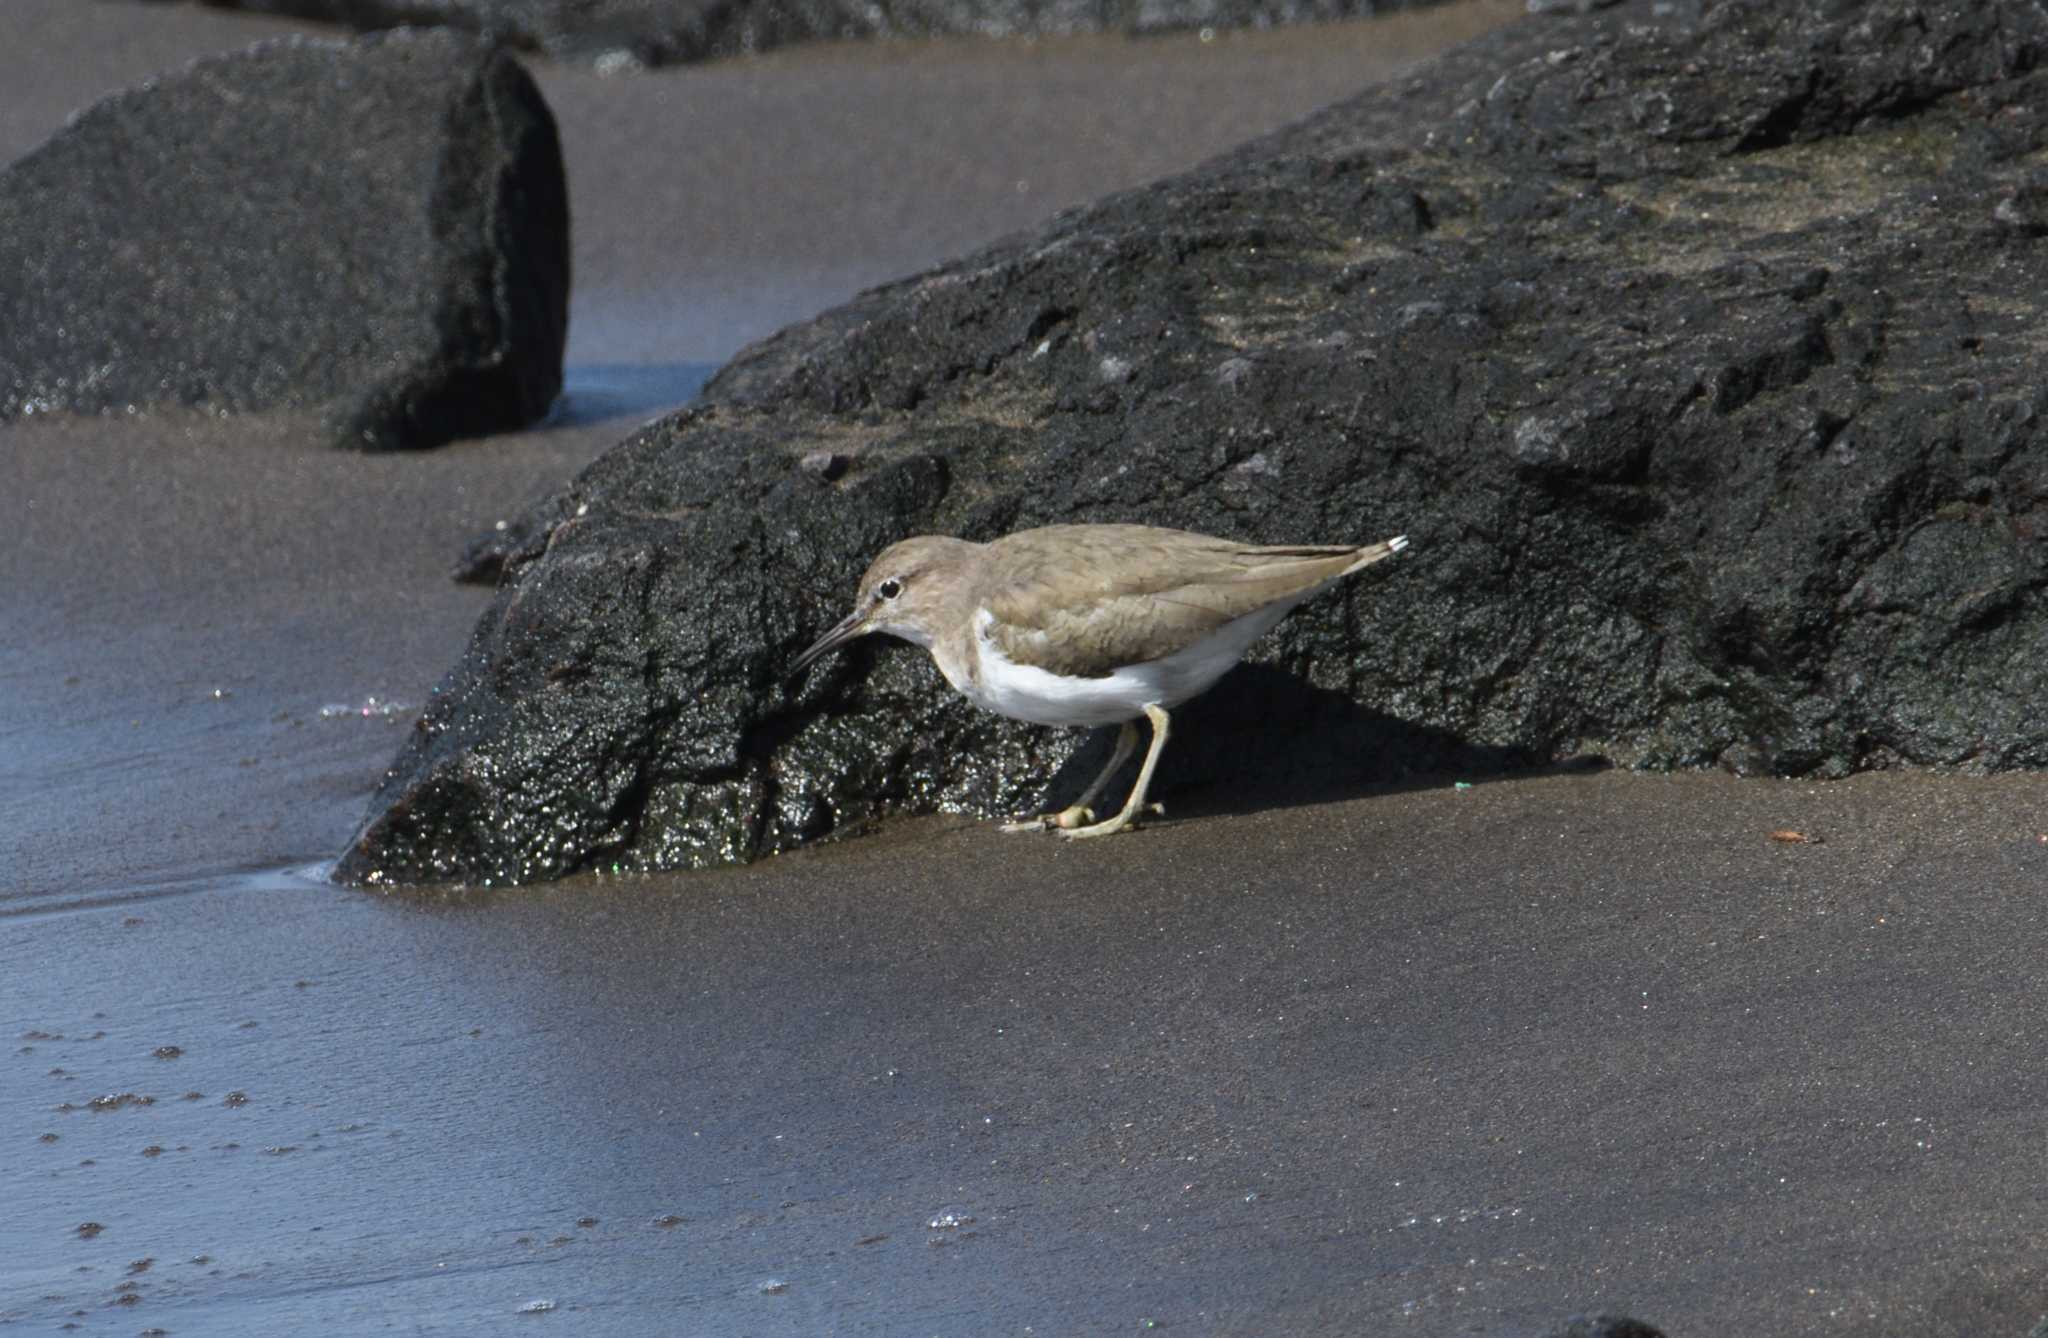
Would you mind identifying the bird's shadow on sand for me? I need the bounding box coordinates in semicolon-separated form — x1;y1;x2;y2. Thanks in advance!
1034;664;1587;822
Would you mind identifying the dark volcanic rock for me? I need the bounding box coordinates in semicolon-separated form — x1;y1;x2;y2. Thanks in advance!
148;0;1452;66
343;0;2048;885
0;29;568;449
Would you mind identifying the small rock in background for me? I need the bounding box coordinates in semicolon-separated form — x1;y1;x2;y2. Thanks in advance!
1544;1318;1667;1338
0;29;568;449
128;0;1475;66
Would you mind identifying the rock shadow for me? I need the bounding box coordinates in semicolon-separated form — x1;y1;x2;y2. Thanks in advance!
1033;663;1548;824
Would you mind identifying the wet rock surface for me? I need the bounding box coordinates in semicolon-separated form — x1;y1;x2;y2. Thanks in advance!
0;28;568;449
344;0;2048;884
151;0;1459;66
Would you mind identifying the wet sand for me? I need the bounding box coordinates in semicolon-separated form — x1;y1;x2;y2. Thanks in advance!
7;1;2048;1333
10;775;2048;1332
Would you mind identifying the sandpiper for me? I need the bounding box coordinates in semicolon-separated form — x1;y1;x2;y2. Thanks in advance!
792;523;1409;839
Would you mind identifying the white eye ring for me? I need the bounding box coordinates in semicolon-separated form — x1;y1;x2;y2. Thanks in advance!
877;578;903;600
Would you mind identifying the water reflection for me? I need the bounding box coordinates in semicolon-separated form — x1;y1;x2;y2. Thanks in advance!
546;363;716;428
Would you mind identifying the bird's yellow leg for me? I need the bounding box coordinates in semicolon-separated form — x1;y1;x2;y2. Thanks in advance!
1061;704;1170;839
1002;720;1139;833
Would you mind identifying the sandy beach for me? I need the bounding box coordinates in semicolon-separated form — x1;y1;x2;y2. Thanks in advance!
6;1;2048;1333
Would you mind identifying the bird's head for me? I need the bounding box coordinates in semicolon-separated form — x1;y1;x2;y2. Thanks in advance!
790;536;979;675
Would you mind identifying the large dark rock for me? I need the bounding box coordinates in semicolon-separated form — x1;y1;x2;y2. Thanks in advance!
342;0;2048;885
152;0;1452;66
0;29;568;449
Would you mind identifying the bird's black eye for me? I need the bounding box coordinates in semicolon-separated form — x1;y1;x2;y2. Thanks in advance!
877;578;903;600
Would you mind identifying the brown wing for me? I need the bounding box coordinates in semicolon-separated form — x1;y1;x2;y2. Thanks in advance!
981;525;1380;677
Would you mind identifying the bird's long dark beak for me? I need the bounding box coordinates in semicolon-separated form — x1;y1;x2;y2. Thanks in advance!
790;608;870;677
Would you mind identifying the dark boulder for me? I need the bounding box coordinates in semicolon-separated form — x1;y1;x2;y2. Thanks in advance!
342;0;2048;885
0;28;568;449
142;0;1456;66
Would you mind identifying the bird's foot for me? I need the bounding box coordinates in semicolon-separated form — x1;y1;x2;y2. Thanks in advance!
1056;802;1165;840
1000;805;1095;834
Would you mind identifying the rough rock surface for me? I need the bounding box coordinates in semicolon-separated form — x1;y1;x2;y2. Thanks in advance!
0;29;568;449
149;0;1453;66
343;0;2048;885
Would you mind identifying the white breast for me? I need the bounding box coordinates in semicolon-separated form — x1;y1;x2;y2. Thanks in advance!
938;602;1300;729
